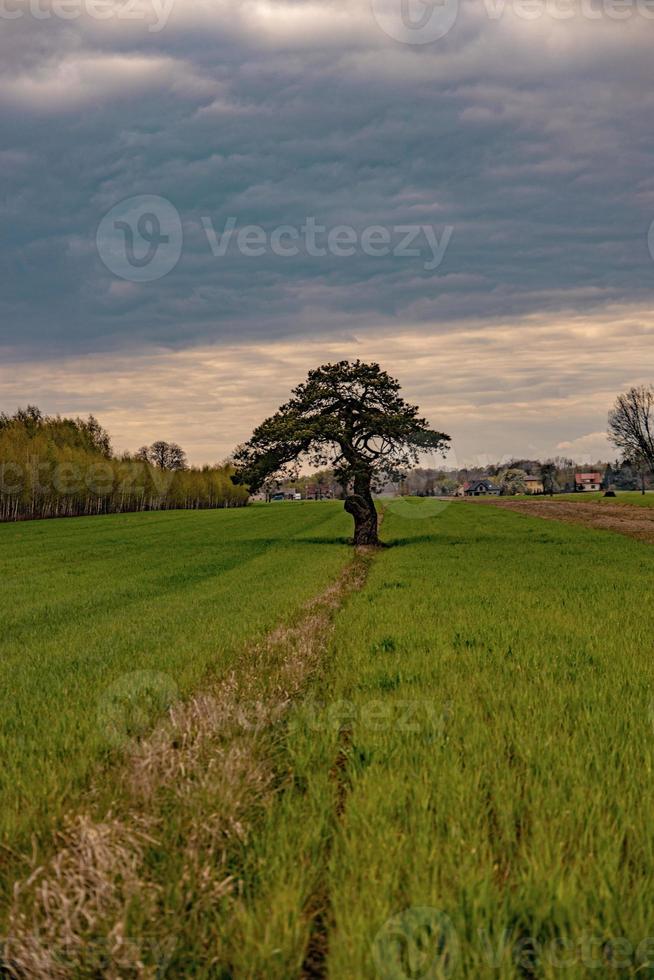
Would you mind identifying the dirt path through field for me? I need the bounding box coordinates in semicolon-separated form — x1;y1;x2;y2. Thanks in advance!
4;544;378;979
485;498;654;544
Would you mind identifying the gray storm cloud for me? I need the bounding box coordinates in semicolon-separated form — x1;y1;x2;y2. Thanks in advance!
0;0;652;458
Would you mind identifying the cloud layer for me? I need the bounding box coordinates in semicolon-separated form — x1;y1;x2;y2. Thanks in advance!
2;303;650;464
1;0;653;458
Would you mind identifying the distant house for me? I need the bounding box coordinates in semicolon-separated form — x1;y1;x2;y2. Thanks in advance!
524;475;544;494
575;472;602;492
459;479;501;497
305;483;334;501
268;483;336;502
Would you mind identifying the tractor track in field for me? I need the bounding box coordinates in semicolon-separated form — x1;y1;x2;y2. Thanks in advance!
300;724;353;979
483;498;654;545
301;509;385;980
3;543;379;979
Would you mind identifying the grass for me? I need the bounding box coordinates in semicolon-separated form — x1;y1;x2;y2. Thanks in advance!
5;500;654;977
0;503;350;907
515;490;654;506
323;504;654;977
221;502;654;978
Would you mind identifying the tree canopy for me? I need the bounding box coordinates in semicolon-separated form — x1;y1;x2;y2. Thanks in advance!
233;360;450;544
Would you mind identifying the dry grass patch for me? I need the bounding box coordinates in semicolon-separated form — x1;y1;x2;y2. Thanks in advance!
5;815;160;979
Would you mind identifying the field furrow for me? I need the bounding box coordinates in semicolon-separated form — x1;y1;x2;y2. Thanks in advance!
485;497;654;545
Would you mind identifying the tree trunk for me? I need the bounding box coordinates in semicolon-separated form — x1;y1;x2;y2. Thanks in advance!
344;470;379;546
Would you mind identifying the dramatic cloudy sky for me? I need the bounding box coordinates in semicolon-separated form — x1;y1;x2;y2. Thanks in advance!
1;0;653;464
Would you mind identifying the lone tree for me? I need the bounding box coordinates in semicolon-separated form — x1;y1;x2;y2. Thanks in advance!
137;441;187;471
232;360;450;546
608;385;654;481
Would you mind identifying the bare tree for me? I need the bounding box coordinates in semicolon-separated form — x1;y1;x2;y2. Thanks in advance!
141;441;188;471
608;386;654;475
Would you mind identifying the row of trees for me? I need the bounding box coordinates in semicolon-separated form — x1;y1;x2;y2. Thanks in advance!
398;457;653;497
483;460;651;495
0;408;248;522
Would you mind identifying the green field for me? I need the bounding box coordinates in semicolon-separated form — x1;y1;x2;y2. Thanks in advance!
0;505;350;894
3;501;654;977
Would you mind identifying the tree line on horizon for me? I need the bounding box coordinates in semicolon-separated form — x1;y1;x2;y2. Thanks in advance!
268;457;652;500
401;457;652;496
0;407;248;523
3;379;653;526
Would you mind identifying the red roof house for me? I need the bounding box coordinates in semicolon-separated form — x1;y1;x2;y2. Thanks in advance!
575;472;602;491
